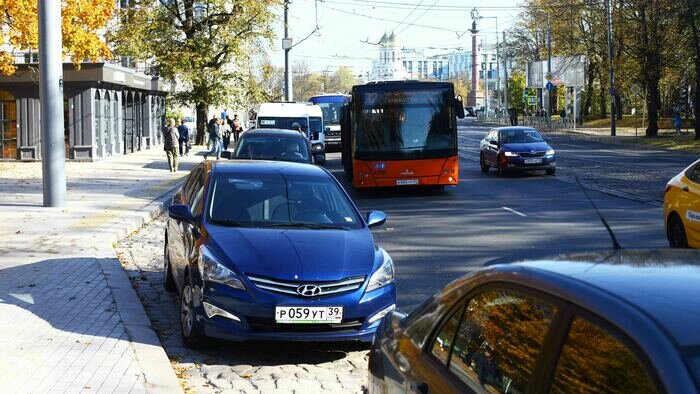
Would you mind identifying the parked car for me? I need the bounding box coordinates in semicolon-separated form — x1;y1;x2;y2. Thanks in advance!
232;128;322;164
369;250;700;393
164;161;396;347
664;158;700;248
480;127;556;175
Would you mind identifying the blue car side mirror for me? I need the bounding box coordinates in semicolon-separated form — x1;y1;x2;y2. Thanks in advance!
169;204;196;224
367;211;387;228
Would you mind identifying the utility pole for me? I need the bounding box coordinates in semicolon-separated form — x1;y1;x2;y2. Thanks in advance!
494;17;500;108
283;0;293;101
39;0;66;207
605;0;616;136
547;15;552;127
503;31;509;113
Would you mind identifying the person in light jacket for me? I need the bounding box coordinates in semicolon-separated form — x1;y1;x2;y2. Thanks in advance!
163;119;180;172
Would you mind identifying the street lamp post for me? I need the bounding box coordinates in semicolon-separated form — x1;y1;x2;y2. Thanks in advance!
38;0;66;207
605;0;617;136
283;0;293;101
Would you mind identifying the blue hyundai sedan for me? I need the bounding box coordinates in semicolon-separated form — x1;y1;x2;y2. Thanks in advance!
164;161;396;347
480;127;556;175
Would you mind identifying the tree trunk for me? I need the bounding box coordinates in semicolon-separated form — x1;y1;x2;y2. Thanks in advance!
196;102;208;145
646;81;661;136
583;62;596;117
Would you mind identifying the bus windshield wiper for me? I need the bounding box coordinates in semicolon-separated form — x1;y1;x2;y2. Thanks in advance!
209;219;246;227
259;222;347;230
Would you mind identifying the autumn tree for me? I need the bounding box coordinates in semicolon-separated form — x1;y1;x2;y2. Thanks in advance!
326;67;358;93
0;0;114;75
109;0;276;144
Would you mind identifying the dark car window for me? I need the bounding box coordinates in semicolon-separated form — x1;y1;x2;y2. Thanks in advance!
235;136;310;163
550;316;658;394
686;164;700;184
431;302;466;366
446;289;558;393
499;129;544;144
207;173;362;229
182;166;203;204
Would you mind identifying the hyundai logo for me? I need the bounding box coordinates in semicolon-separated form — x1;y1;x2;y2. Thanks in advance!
400;169;414;175
296;284;322;297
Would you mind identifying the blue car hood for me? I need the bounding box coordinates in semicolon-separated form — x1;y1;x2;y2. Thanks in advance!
206;226;376;282
502;142;550;152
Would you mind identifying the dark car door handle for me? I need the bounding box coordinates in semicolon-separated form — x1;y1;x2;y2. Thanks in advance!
683;186;690;192
410;382;429;394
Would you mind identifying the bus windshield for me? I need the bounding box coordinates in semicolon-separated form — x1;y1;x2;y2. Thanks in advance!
317;103;343;126
353;88;456;160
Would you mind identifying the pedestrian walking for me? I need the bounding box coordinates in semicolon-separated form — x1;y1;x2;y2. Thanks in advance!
673;113;682;136
233;114;243;142
177;119;190;156
164;119;180;172
221;119;232;151
204;118;222;160
207;116;219;150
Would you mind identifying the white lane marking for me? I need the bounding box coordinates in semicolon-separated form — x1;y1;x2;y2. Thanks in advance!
502;207;528;217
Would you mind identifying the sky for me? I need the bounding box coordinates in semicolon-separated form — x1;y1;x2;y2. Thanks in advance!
268;0;526;75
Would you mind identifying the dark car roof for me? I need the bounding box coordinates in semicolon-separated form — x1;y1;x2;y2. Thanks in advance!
242;128;305;138
444;250;700;350
211;160;327;178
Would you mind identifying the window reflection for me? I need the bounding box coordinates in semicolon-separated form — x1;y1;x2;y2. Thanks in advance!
551;317;657;394
447;290;557;393
431;303;463;366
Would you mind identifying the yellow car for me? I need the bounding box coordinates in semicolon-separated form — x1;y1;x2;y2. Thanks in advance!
664;159;700;248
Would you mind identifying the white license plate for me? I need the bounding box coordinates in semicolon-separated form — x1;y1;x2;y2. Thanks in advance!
275;306;343;324
396;179;419;185
524;158;542;164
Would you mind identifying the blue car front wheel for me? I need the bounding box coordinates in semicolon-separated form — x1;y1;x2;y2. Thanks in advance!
180;278;208;348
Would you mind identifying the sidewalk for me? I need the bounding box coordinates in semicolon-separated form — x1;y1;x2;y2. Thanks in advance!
0;148;204;393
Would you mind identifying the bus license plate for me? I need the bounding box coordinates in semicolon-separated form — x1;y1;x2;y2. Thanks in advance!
396;179;419;185
275;306;343;324
524;158;542;164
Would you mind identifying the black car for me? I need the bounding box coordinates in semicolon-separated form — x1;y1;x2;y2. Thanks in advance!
369;250;700;394
233;128;325;165
480;127;556;175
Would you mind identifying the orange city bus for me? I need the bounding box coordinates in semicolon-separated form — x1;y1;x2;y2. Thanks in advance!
341;81;465;189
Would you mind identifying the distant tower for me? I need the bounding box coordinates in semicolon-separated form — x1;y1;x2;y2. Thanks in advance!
467;9;483;106
372;32;406;80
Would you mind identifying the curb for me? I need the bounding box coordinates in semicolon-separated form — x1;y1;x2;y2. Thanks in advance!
99;180;184;393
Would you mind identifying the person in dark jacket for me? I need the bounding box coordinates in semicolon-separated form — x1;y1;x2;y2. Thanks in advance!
163;119;180;172
177;119;190;156
204;118;223;160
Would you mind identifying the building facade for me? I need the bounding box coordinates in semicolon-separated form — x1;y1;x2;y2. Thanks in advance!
0;62;168;161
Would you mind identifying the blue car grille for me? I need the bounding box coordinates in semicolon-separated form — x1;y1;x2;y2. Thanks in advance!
246;274;366;298
519;151;546;158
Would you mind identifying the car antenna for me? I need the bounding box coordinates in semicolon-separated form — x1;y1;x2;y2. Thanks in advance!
576;176;621;250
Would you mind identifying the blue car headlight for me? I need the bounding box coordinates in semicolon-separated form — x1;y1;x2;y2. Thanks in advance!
546;148;555;156
199;246;245;290
366;249;395;292
503;151;518;157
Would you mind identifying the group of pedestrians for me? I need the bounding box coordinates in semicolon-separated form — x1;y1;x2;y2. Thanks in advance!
204;114;244;160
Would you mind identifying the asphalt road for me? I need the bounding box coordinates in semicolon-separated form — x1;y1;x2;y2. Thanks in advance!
329;118;694;311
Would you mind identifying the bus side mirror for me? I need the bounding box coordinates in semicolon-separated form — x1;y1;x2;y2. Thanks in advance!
454;97;465;119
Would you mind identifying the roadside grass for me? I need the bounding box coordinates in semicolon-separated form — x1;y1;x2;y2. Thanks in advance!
621;132;700;153
582;115;694;129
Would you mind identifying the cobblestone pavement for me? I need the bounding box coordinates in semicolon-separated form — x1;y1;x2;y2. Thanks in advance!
116;216;369;394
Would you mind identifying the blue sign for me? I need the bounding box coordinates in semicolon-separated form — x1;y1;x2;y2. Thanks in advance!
546;81;554;91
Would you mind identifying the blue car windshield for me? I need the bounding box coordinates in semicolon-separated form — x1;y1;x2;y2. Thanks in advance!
207;173;362;229
234;136;310;163
500;129;544;144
